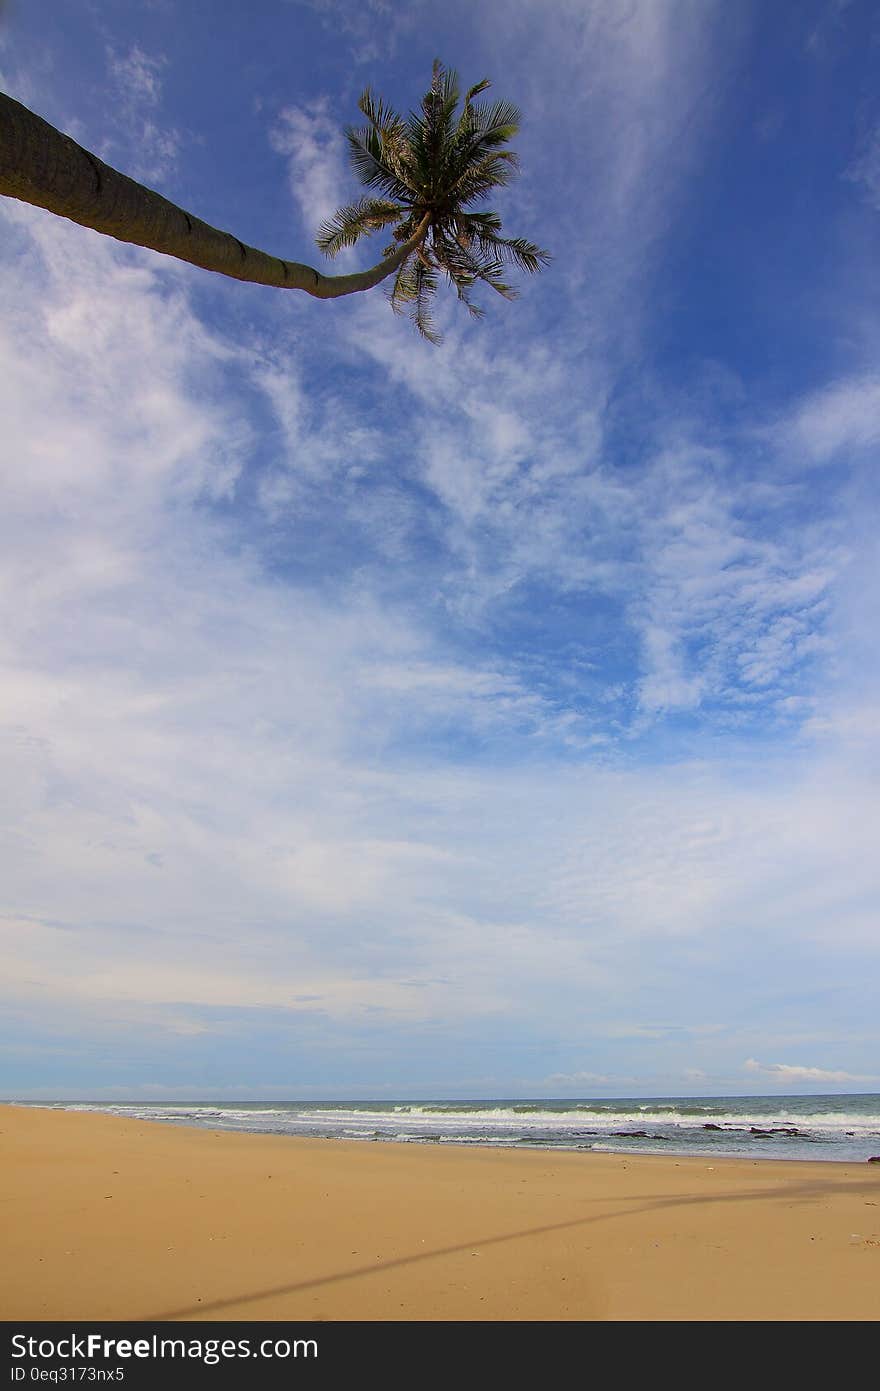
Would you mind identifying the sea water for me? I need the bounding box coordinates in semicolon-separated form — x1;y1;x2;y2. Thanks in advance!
33;1094;880;1162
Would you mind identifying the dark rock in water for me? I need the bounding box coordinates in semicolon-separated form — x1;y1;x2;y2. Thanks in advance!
750;1127;773;1136
614;1129;649;1138
868;1156;880;1164
703;1123;722;1131
846;1132;855;1137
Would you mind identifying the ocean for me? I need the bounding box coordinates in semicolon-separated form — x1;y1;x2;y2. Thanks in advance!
36;1093;880;1163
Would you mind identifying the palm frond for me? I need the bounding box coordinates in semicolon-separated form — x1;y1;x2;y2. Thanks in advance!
454;151;520;191
436;236;517;300
345;126;414;200
411;258;442;344
450;270;486;320
460;78;492;117
358;87;405;139
316;197;404;257
469;229;551;274
387;254;442;342
428;60;461;116
387;251;420;311
500;237;551;273
467;99;522;139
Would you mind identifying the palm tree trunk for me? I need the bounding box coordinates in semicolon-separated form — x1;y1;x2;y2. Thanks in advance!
0;91;427;298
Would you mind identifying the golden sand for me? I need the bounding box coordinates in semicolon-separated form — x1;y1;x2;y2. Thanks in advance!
1;1103;878;1321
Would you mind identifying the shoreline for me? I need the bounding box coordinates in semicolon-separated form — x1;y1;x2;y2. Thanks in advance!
2;1103;878;1321
12;1093;878;1165
10;1121;870;1167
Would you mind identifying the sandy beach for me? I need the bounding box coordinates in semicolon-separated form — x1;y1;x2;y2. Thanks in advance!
1;1103;878;1321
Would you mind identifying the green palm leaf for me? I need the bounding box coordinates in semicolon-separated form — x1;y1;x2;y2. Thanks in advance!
316;198;405;257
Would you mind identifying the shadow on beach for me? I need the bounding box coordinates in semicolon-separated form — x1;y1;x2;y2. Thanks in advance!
148;1170;880;1320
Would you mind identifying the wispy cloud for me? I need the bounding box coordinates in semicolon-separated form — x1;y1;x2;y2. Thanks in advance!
269;99;349;246
104;44;182;185
295;0;423;66
744;1059;873;1085
476;0;740;330
780;374;880;463
844;123;880;210
305;296;843;734
542;1071;619;1089
107;44;165;104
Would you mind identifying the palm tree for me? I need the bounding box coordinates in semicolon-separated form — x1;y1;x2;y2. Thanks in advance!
317;61;549;340
0;63;547;336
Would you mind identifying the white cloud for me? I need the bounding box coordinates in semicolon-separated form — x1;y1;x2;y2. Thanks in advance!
107;44;164;105
805;0;855;57
332;298;841;724
542;1071;617;1088
781;375;880;463
474;0;737;332
744;1059;871;1084
104;44;182;185
616;431;844;718
0;203;614;1032
269;100;349;246
845;125;880;210
298;0;422;65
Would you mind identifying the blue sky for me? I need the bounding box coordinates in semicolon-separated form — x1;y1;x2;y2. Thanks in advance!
1;0;878;1101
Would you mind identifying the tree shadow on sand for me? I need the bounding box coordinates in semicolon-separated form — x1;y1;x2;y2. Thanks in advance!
145;1171;880;1320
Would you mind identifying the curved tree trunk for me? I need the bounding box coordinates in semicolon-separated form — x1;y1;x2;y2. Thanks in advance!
0;91;427;298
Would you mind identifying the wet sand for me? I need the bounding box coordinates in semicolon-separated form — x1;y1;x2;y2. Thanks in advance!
1;1103;878;1321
